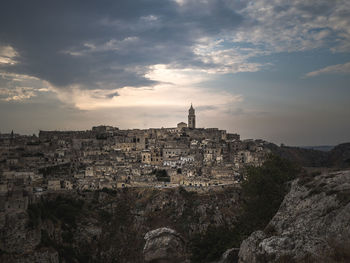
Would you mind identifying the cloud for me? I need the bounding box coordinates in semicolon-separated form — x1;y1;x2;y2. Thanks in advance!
193;40;267;73
0;0;243;93
232;0;350;52
0;87;37;101
0;72;50;101
0;0;349;106
63;37;140;56
305;61;350;77
50;64;243;111
0;45;18;65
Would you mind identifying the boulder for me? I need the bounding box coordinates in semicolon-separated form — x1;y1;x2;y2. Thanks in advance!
217;247;240;263
143;227;186;263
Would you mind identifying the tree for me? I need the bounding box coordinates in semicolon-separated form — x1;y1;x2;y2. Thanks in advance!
189;155;300;262
240;154;300;232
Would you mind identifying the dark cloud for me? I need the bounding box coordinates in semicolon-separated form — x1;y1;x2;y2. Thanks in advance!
105;91;119;99
0;0;243;90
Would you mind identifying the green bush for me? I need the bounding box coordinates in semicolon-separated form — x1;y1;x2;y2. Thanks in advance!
240;155;300;232
153;169;171;182
190;226;239;263
189;155;300;262
27;196;84;228
27;203;42;228
62;230;74;243
101;187;117;195
40;230;55;247
98;209;112;222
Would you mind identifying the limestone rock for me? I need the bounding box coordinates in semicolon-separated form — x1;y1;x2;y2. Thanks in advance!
238;170;350;263
143;227;186;262
238;231;266;263
0;211;41;254
0;248;59;263
217;247;240;263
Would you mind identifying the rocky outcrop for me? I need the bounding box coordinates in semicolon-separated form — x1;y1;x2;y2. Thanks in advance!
0;248;59;263
0;211;41;254
217;248;240;263
143;227;187;262
238;170;350;263
0;186;241;262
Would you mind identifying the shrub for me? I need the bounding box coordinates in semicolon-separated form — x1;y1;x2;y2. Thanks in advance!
240;155;300;232
62;230;74;243
336;190;350;205
190;226;239;263
98;209;112;222
101;187;117;195
27;203;42;228
153;169;171;182
188;155;300;262
27;196;84;228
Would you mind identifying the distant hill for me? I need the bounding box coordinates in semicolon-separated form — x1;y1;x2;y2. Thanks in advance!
265;143;328;167
265;142;350;168
299;145;335;152
327;143;350;168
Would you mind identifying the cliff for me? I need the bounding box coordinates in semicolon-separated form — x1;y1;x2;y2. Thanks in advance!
238;169;350;263
0;186;242;263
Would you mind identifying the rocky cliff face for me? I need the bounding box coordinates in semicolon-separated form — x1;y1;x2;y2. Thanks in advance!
143;227;187;262
0;210;58;262
0;186;241;263
0;211;41;253
238;169;350;263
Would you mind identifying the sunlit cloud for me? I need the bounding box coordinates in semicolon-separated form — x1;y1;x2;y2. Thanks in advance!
0;87;36;101
193;39;266;73
0;45;18;65
50;64;243;111
0;72;50;101
145;64;209;85
173;0;186;6
305;61;350;77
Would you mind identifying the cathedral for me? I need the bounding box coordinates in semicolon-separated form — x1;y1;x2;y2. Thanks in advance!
176;104;196;129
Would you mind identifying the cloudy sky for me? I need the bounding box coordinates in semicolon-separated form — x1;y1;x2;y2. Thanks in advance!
0;0;350;145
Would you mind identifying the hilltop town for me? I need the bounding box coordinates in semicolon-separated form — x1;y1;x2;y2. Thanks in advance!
1;105;350;263
0;105;271;211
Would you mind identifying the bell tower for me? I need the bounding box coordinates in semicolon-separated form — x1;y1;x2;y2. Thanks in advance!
188;104;196;129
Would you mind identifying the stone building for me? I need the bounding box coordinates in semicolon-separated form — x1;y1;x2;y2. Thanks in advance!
141;149;163;166
177;122;187;129
188;104;196;129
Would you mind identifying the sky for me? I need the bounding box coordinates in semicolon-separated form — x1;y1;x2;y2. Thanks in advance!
0;0;350;146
